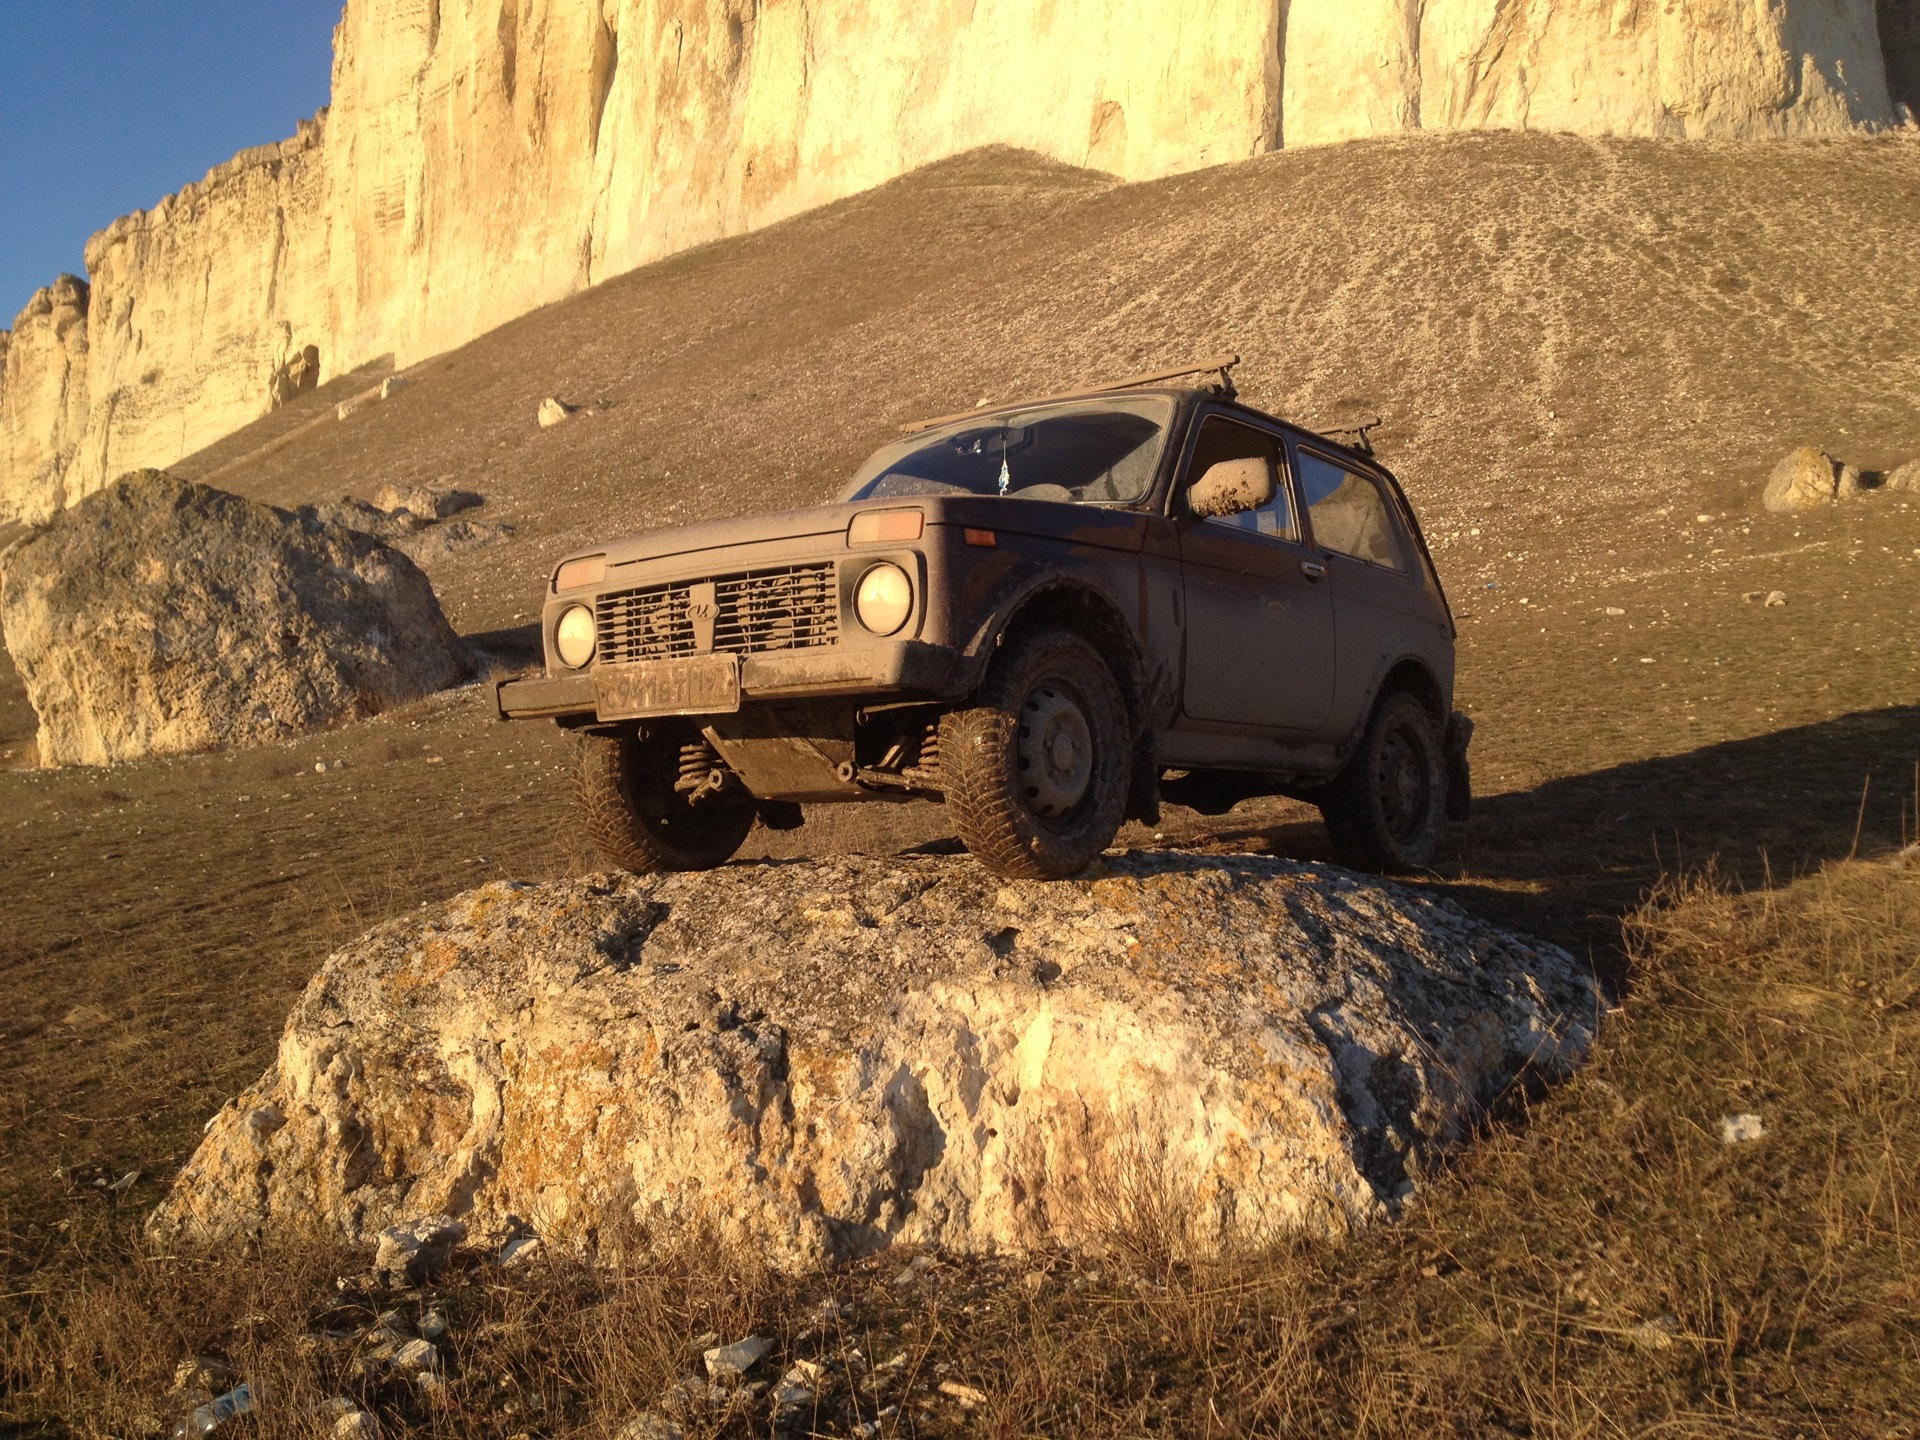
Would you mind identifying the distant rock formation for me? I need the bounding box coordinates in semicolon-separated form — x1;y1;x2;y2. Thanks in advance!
269;344;322;409
1762;445;1920;509
0;0;1905;523
0;470;471;766
150;854;1602;1265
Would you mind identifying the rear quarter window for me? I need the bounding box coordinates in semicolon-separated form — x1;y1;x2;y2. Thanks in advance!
1297;449;1407;571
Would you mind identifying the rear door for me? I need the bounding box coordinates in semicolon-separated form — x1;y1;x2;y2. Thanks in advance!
1176;413;1335;731
1292;443;1431;726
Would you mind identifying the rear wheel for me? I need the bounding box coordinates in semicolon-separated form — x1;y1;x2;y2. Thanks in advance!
1319;690;1447;873
576;722;756;873
940;629;1131;879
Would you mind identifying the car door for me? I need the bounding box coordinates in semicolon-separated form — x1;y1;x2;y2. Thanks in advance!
1176;413;1336;731
1292;443;1429;726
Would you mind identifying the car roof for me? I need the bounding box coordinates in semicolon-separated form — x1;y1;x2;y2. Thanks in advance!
900;385;1378;466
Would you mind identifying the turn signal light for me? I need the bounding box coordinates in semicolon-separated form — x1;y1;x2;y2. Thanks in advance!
554;554;607;591
848;509;924;545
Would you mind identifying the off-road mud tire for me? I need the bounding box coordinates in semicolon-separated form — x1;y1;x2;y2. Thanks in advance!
940;629;1131;880
1319;690;1448;873
576;723;756;873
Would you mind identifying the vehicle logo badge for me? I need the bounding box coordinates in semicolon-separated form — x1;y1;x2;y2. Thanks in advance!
687;582;719;653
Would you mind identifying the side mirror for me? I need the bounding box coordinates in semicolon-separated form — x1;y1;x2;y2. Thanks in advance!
1186;457;1275;519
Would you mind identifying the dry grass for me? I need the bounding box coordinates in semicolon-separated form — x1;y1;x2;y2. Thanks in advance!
5;860;1913;1437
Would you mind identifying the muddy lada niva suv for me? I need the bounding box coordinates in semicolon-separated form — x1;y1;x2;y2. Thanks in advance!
498;356;1470;880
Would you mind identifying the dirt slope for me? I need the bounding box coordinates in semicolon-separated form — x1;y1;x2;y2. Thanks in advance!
1;132;1918;1259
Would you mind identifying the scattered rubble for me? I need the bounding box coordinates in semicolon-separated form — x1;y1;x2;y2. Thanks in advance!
308;489;512;563
373;1215;467;1287
704;1336;774;1381
1762;446;1920;511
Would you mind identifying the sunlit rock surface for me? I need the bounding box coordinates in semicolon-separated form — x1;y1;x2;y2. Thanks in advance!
151;854;1603;1266
0;470;470;766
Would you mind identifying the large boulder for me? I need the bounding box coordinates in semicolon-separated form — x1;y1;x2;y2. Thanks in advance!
0;470;472;766
151;854;1603;1267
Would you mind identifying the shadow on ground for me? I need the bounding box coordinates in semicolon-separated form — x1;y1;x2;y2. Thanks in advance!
1204;704;1920;989
464;621;542;672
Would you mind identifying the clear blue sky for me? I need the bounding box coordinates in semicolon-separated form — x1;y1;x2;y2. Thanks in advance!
0;2;339;327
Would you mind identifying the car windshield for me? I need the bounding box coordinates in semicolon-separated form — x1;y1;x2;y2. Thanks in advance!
841;396;1176;506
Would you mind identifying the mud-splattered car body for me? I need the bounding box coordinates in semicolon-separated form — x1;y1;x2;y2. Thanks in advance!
499;360;1467;877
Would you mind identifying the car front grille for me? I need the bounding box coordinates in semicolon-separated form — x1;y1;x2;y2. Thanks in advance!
595;563;839;664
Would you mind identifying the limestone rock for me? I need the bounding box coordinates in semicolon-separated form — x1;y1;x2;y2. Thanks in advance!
269;344;322;409
373;1215;467;1287
1288;0;1892;148
1885;459;1920;493
372;482;482;520
0;0;1900;522
313;494;512;562
0;470;472;767
0;276;90;522
1762;446;1841;512
149;855;1603;1266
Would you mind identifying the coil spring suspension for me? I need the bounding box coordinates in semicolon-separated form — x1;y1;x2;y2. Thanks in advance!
674;738;728;801
913;721;942;783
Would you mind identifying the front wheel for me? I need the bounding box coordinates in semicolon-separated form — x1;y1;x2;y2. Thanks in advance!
1318;690;1448;873
940;629;1132;880
576;722;756;873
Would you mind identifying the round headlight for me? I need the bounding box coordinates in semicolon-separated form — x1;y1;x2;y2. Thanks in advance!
554;604;597;668
855;563;913;636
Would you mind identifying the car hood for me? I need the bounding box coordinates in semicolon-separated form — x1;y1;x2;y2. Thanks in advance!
592;504;852;569
578;497;1149;574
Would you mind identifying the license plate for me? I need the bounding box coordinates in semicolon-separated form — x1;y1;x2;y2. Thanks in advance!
593;656;741;719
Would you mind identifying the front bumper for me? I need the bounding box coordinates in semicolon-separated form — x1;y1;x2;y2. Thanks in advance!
495;640;966;721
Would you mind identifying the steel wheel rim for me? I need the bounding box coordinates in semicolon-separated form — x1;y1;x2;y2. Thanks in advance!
1377;724;1432;845
1016;680;1095;825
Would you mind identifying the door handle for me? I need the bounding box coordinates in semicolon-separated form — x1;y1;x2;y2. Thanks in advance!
1300;559;1327;581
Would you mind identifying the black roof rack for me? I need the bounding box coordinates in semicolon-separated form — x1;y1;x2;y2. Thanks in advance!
900;353;1240;434
1317;417;1384;458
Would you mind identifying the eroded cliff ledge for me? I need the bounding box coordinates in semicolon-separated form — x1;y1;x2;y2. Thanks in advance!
2;0;1907;523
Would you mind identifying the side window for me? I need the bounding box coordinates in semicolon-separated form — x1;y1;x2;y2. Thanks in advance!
1183;416;1298;541
1297;449;1406;571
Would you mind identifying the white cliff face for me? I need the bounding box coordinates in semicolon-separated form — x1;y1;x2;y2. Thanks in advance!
1285;0;1892;147
1;276;92;522
150;855;1603;1265
0;0;1903;522
69;120;334;528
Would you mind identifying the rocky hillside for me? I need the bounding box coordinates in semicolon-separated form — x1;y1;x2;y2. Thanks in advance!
2;0;1912;524
134;132;1920;660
